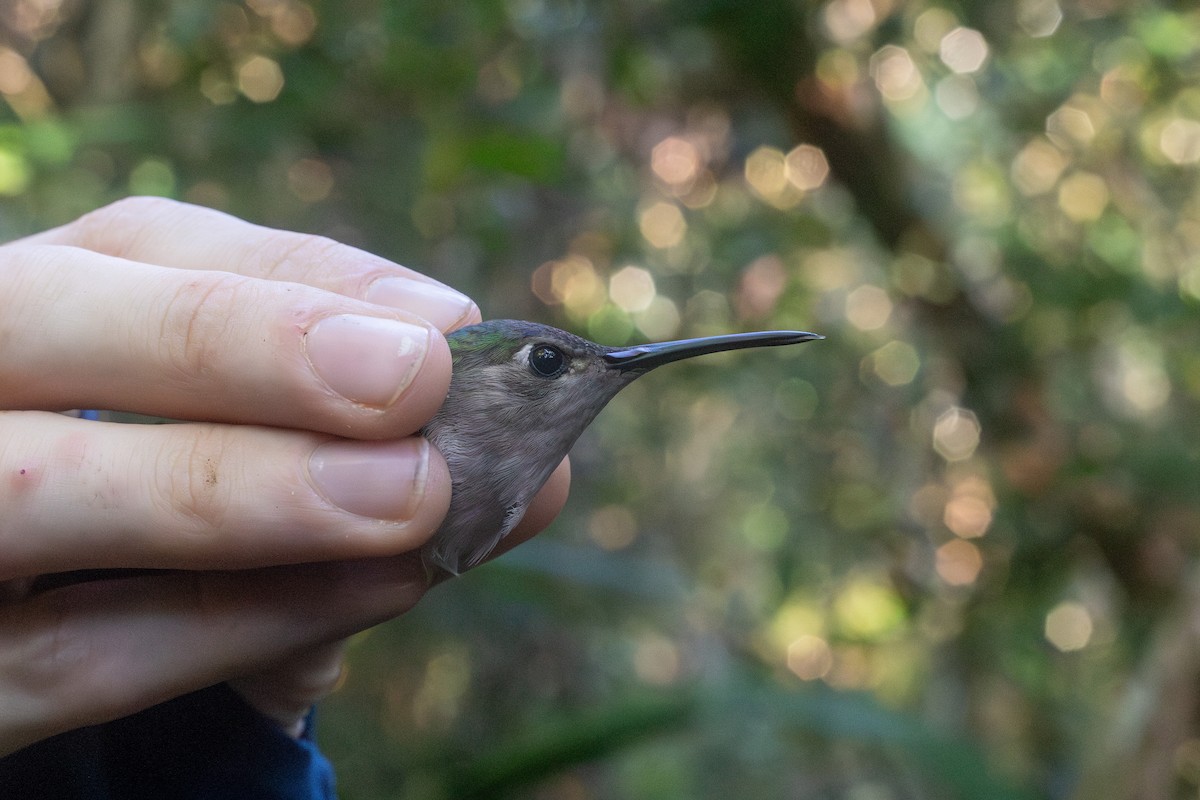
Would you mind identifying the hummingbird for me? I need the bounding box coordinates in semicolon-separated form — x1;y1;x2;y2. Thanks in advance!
419;320;823;576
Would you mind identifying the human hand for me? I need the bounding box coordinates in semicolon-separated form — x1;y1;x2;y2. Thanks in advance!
0;198;569;752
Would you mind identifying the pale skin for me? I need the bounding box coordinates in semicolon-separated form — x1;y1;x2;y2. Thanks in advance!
0;197;570;755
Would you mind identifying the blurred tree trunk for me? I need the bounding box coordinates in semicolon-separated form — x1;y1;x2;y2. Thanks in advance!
683;0;925;254
1072;565;1200;800
84;0;140;103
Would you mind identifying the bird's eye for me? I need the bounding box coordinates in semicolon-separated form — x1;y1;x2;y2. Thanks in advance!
529;344;567;378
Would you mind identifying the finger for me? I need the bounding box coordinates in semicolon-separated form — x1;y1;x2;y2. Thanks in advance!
0;556;427;754
0;246;449;438
18;197;481;332
0;413;451;580
504;457;571;549
228;641;347;737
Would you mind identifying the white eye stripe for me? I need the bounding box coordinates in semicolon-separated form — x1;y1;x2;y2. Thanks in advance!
512;343;533;364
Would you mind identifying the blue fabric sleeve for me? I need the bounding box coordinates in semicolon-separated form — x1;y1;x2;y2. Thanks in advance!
0;683;336;799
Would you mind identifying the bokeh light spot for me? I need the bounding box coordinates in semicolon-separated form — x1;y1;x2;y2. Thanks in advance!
1057;171;1109;222
735;255;787;321
953;163;1011;224
588;505;638;550
816;48;861;90
939;27;989;74
535;255;607;318
247;0;318;46
944;495;993;538
1017;0;1063;37
834;576;906;641
935;539;983;586
870;45;924;103
0;148;31;195
139;36;185;89
1046;105;1096;148
745;146;787;195
784;144;830;191
745;146;801;207
678;170;718;208
184;180;230;209
633;633;681;686
933;406;981;462
651;136;701;189
787;635;833;681
1100;66;1145;110
1160;118;1200;164
639;201;686;248
845;284;893;331
804;248;857;291
943;475;995;538
914;8;958;53
412;648;470;731
868;340;920;386
822;0;879;45
1011;138;1068;196
742;503;789;552
237;55;285;103
530;260;558;306
200;68;237;105
1101;332;1172;417
287;158;334;203
935;75;979;119
767;597;824;653
609;265;657;313
1045;602;1093;652
587;305;635;343
274;2;318;46
129;158;176;197
634;296;681;341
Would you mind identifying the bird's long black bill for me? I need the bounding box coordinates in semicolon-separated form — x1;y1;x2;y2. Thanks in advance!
602;330;823;372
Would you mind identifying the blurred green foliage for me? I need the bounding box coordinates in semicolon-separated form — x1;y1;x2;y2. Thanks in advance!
6;0;1200;797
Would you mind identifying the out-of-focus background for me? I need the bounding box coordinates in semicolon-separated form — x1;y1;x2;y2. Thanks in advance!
4;1;1200;798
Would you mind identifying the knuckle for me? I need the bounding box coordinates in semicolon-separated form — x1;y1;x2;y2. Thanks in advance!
155;271;255;382
0;245;63;326
251;231;345;282
0;603;108;723
26;618;92;685
0;244;71;294
92;195;178;220
154;426;236;538
70;196;182;255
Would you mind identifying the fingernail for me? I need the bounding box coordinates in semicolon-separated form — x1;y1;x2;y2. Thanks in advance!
366;277;478;331
304;315;430;407
308;439;429;520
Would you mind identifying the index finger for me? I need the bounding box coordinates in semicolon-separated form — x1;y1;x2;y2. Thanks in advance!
19;197;482;332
